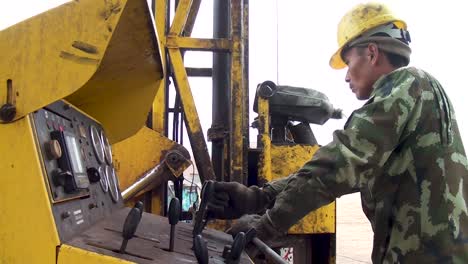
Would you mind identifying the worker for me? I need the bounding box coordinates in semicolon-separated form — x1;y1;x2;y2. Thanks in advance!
207;2;468;263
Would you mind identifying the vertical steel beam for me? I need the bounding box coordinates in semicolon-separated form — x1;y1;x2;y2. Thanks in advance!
229;0;247;184
257;97;272;182
242;0;250;184
212;0;230;182
152;0;168;134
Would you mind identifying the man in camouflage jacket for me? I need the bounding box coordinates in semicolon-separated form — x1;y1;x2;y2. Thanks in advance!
208;3;468;263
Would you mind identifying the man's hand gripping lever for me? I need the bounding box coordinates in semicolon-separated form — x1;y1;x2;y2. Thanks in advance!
206;181;273;220
192;180;215;237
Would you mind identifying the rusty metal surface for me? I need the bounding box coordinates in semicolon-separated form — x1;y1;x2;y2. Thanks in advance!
67;207;252;263
230;0;248;184
166;36;231;52
168;48;216;182
182;0;201;37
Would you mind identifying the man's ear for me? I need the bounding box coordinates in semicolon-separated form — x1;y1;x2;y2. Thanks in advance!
367;43;379;64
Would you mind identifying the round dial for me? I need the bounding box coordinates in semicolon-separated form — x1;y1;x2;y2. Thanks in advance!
98;166;108;193
106;165;119;203
100;130;113;165
90;125;105;164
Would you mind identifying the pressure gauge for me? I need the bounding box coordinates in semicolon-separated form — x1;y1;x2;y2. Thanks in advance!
98;166;108;193
90;125;105;164
100;130;113;165
106;165;119;203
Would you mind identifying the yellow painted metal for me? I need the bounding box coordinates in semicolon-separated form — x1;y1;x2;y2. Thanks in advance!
168;47;215;182
113;125;191;214
57;244;133;264
0;0;164;144
270;144;336;234
257;97;272;182
169;0;192;36
0;116;60;263
112;126;184;213
230;0;247;184
152;0;168;134
166;36;231;51
182;0;202;37
256;98;335;234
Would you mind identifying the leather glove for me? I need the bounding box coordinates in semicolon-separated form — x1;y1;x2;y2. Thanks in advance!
226;214;282;243
206;181;272;219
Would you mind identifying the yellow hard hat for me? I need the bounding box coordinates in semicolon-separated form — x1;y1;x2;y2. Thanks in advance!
329;2;407;69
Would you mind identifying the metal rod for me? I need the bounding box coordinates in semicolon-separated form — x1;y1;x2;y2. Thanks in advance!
121;162;168;201
169;225;175;251
212;0;230;182
119;239;128;253
252;237;288;264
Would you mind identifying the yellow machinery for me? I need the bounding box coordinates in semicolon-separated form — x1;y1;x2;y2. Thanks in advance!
0;0;338;263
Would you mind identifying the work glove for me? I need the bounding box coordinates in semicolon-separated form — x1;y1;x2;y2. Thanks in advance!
226;213;282;243
206;181;272;219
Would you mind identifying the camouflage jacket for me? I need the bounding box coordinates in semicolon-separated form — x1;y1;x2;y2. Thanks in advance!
263;67;468;263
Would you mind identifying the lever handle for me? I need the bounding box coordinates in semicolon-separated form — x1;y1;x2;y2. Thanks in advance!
168;197;181;225
193;234;209;264
119;202;144;253
222;232;246;264
168;197;181;251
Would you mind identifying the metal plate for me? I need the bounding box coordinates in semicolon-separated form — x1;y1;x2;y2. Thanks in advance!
66;208;252;263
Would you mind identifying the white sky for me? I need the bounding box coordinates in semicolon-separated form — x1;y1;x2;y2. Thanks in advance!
1;0;466;147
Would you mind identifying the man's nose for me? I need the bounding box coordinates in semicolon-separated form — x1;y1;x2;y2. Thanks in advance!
345;69;351;83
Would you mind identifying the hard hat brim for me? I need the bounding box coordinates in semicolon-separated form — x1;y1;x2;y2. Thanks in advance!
329;47;347;69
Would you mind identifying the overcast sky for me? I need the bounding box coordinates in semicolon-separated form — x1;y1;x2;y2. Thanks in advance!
1;0;466;147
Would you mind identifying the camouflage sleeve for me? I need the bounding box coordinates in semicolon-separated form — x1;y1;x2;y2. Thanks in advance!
267;69;421;233
262;175;292;200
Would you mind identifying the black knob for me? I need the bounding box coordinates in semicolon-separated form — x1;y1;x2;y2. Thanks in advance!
168;198;181;225
0;103;16;122
87;167;100;183
53;169;77;193
61;211;71;219
168;198;181;252
119;202;144;253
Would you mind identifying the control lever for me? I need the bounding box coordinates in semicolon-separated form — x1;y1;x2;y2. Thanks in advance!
168;197;181;252
222;232;246;264
119;201;144;253
245;228;287;264
193;181;214;237
193;234;209;264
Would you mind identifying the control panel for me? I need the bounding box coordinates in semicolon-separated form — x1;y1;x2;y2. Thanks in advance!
32;101;123;241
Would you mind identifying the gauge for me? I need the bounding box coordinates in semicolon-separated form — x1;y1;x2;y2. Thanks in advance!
90;125;105;164
100;130;113;165
98;166;108;193
106;165;119;203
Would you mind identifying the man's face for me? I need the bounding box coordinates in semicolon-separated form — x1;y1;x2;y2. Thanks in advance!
343;46;377;100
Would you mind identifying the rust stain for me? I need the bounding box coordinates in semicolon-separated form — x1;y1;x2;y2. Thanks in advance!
71;41;99;54
100;0;122;20
59;51;100;65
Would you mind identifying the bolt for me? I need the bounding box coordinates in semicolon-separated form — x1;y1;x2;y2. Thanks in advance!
0;103;16;122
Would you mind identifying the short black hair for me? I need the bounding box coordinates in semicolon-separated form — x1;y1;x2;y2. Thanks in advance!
384;52;409;68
